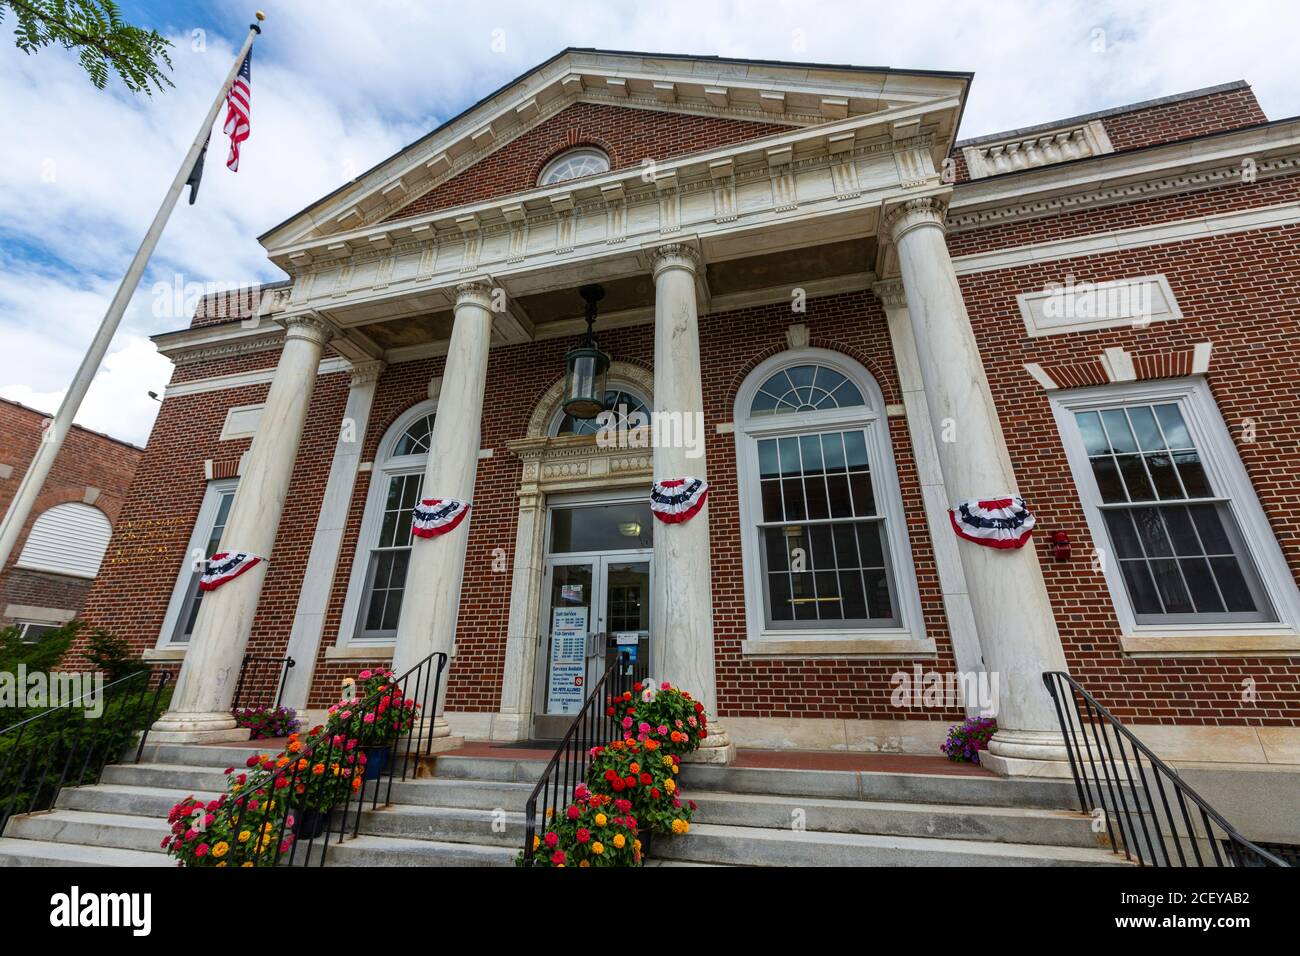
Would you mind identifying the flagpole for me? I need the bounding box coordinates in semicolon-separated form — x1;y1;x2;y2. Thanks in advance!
0;13;265;571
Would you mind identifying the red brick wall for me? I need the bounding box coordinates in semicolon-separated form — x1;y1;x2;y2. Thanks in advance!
385;102;790;222
957;220;1300;727
0;400;141;625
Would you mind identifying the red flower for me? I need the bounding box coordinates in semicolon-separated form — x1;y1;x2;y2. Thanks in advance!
604;769;617;781
611;779;625;792
694;702;704;713
639;773;652;785
606;707;615;716
650;788;661;799
575;828;590;843
551;850;566;865
624;776;638;789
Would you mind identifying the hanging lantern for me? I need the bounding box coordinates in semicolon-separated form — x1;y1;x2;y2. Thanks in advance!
561;284;610;420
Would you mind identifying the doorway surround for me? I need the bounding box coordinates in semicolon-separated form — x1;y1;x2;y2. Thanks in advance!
489;361;655;741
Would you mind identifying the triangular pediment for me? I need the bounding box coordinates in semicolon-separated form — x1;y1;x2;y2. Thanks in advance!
260;49;970;252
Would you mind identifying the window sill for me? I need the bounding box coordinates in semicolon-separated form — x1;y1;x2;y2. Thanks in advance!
741;636;936;658
143;647;187;661
325;643;395;660
1120;632;1300;658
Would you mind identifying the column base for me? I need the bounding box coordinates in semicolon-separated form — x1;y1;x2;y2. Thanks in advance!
149;711;251;745
981;728;1073;778
683;724;735;765
489;711;531;742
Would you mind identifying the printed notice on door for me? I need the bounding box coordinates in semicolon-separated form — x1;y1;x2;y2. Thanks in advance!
548;606;588;714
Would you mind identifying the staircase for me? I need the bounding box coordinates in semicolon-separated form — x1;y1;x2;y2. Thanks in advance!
0;741;1131;866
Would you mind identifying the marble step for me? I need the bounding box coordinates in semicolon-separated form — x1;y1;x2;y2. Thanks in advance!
356;804;525;847
4;810;170;854
0;837;169;867
324;834;516;867
56;783;214;818
689;790;1104;848
655;822;1133;867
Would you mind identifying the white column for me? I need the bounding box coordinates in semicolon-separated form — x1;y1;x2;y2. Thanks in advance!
873;280;984;707
884;197;1070;776
391;280;494;739
279;359;385;711
650;244;733;764
496;487;546;740
152;314;333;742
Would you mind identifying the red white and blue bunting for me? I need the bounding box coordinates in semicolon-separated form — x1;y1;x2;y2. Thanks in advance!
199;551;264;592
949;496;1036;550
411;498;471;538
650;478;709;524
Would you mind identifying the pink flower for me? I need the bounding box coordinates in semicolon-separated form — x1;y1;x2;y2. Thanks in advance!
621;716;633;729
359;670;373;680
661;682;670;690
195;843;209;857
567;805;581;820
657;724;668;736
544;831;559;848
575;828;590;843
551;850;565;865
638;722;651;734
363;713;376;724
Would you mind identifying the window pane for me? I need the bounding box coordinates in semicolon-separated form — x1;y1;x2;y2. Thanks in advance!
1090;457;1127;503
1103;510;1144;559
791;572;817;620
1160;506;1202;556
843;430;869;470
1132;508;1173;556
822;432;847;472
1179;558;1225;614
832;523;860;567
839;571;868;619
1145;452;1185;500
1188;504;1231;553
1208;557;1258;613
856;522;885;567
863;568;895;620
757;439;779;477
814;571;842;619
1120;561;1164;615
1153;404;1192;448
799;434;824;474
1149;559;1193;613
804;475;829;520
768;573;793;621
761;480;784;521
826;474;853;518
1100;409;1138;453
1173;451;1212;498
1128;406;1165;452
1075;411;1109;456
782;479;807;520
763;527;790;572
809;524;835;569
1117;455;1155;501
777;437;801;476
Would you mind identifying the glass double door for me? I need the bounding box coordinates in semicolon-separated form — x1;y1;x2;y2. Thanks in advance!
535;553;651;738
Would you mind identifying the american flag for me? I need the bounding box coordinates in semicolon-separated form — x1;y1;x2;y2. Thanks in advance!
224;51;252;171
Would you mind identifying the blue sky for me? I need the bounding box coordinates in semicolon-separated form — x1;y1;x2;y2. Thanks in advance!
2;0;1299;445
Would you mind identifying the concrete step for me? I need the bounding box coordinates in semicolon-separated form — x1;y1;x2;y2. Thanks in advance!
656;822;1133;867
357;804;524;847
425;754;548;783
0;837;169;867
103;762;232;792
679;765;1080;810
136;742;267;769
56;783;215;818
689;790;1104;848
4;810;170;854
324;834;516;867
386;777;534;811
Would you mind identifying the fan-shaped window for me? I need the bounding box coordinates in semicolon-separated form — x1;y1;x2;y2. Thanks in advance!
538;147;610;186
551;387;649;437
338;402;438;643
749;364;865;417
733;350;923;641
15;502;111;578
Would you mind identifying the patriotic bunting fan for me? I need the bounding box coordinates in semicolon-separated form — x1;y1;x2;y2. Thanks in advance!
949;496;1036;549
199;551;264;591
650;478;709;524
412;498;471;538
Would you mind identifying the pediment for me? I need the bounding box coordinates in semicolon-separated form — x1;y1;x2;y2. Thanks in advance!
260;49;970;253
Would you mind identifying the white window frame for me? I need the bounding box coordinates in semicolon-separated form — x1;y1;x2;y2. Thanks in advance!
336;400;437;648
14;620;62;643
732;348;927;653
1052;377;1300;652
156;478;239;650
537;147;610;186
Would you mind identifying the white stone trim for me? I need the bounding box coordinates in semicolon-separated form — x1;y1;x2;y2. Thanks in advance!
155;478;238;649
731;347;929;652
164;357;351;398
3;604;75;624
218;403;265;441
1049;377;1300;647
1017;273;1183;338
962;118;1112;179
954;201;1300;275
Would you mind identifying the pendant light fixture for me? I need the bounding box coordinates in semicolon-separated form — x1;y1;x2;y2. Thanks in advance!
560;283;610;420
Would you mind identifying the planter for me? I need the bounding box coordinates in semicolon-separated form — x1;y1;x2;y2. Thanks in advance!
294;808;332;840
360;745;391;781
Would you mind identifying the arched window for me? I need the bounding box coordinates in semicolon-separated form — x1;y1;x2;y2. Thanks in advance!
733;349;922;641
549;385;650;437
340;402;436;642
16;502;112;578
538;147;610;186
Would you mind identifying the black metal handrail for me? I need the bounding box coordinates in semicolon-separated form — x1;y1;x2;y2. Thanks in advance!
1043;671;1287;867
522;652;642;864
231;654;296;711
209;650;449;867
1;669;171;834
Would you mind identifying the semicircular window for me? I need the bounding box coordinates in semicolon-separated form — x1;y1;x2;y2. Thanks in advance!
555;388;649;436
749;364;865;417
392;413;434;456
539;147;610;186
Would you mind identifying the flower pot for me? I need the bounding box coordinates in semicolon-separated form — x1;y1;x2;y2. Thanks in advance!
361;745;391;781
294;808;332;840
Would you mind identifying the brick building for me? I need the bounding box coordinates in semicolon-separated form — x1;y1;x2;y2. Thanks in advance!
0;398;142;637
78;51;1300;793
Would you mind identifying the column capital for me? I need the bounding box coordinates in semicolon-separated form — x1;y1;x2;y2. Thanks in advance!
651;242;701;279
871;279;908;310
348;359;386;387
280;311;335;344
882;196;949;243
454;279;496;311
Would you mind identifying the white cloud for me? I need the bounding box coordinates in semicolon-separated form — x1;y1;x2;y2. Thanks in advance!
2;0;1298;448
